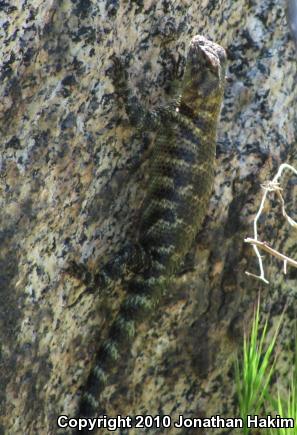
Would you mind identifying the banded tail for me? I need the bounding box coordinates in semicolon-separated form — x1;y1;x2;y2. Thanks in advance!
74;271;164;434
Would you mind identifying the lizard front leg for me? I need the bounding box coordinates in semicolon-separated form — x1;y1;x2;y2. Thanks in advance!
110;53;168;131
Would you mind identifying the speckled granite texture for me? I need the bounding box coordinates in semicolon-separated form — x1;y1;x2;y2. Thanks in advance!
0;0;296;434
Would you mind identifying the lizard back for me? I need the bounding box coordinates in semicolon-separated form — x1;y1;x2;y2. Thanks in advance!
139;112;217;275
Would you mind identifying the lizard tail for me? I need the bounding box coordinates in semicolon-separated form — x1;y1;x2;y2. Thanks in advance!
74;273;159;433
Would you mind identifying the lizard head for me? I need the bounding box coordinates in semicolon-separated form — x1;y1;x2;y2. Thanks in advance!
180;35;227;119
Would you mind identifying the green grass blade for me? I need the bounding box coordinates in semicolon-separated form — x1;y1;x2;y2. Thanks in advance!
266;323;296;434
235;298;284;434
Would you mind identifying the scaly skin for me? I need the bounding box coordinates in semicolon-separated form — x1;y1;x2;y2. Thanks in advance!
70;35;226;434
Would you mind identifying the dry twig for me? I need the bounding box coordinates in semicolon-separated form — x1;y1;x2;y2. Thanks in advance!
245;163;297;283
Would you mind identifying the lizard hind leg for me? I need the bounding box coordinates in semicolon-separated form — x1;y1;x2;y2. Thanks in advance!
64;242;148;307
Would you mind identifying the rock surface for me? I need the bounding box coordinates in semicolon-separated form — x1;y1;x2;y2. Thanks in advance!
0;0;296;434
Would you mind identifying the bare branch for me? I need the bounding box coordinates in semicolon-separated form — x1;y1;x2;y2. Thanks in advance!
245;270;269;284
245;238;297;269
272;163;297;183
245;163;297;283
275;189;297;228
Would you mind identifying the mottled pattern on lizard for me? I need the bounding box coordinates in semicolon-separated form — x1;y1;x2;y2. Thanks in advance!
74;35;226;432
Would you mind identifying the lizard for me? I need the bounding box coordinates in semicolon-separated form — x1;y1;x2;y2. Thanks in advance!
67;35;227;434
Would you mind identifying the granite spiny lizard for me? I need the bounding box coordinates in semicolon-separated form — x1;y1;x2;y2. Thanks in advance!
70;35;226;434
